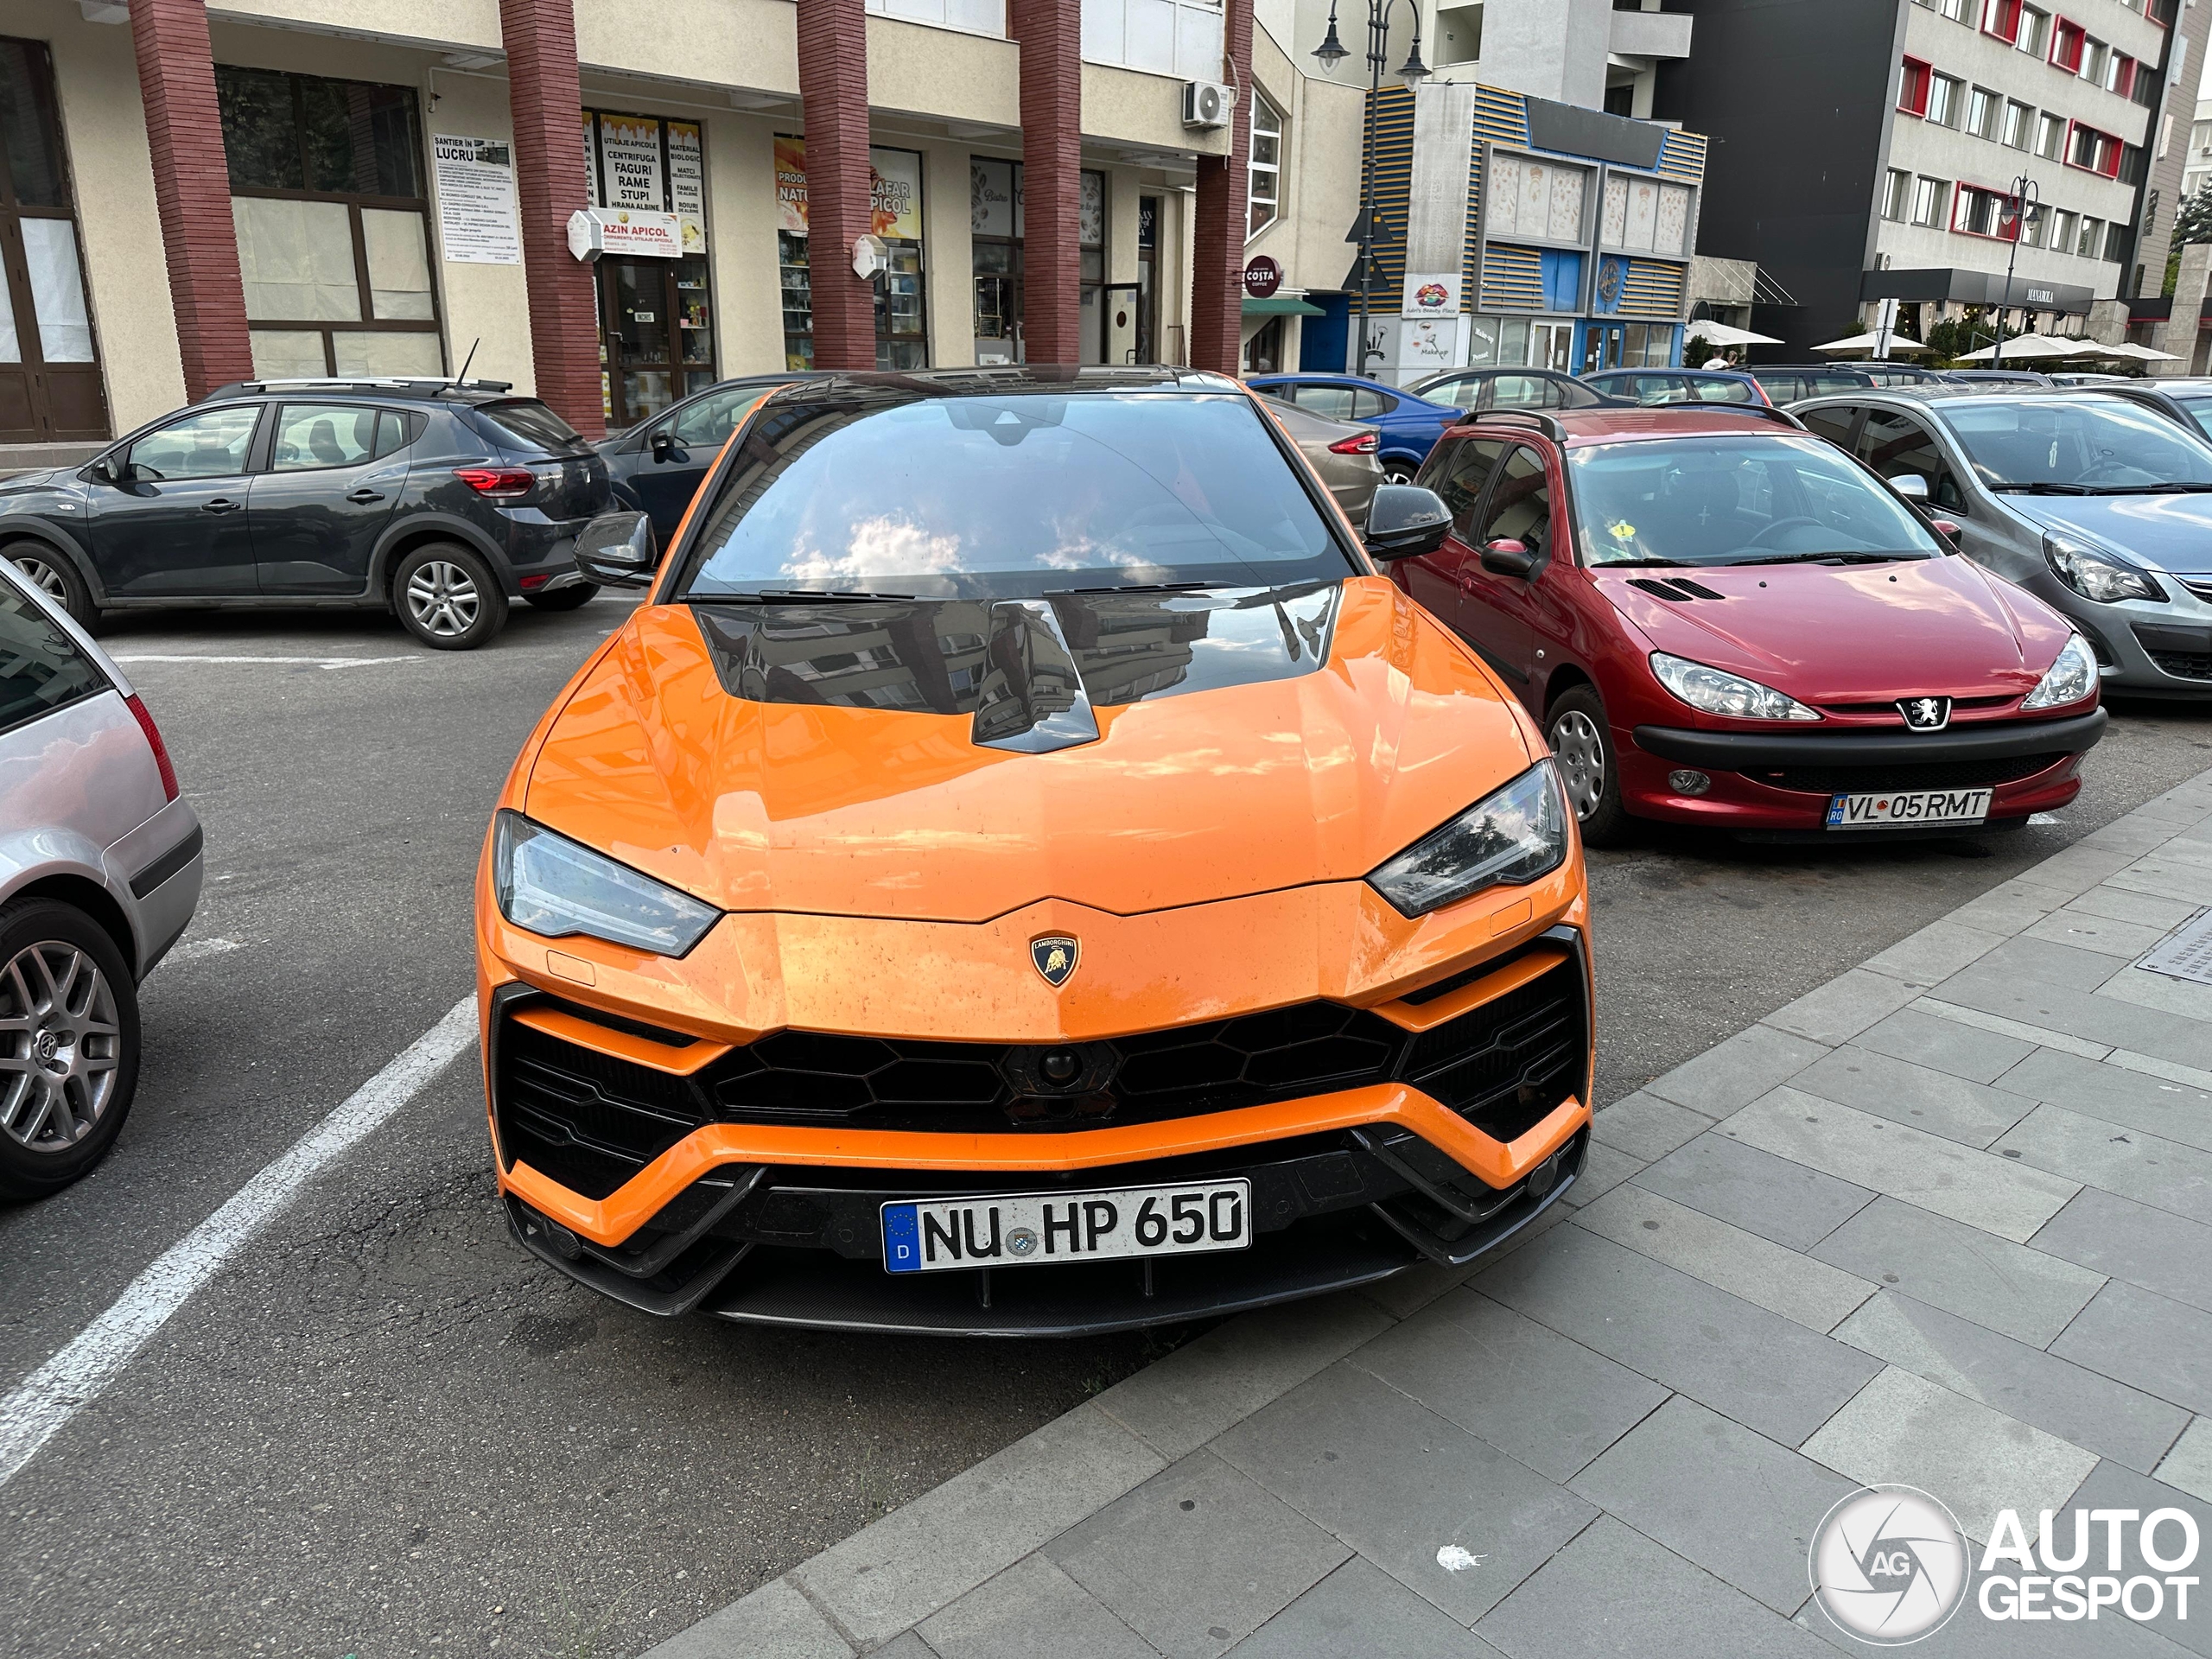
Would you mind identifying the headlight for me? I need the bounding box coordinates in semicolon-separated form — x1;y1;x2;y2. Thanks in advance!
1649;652;1821;721
492;810;720;957
2021;632;2099;710
2044;534;2164;603
1366;761;1569;918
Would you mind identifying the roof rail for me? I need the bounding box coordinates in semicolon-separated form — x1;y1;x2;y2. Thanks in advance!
1478;410;1567;441
203;375;515;399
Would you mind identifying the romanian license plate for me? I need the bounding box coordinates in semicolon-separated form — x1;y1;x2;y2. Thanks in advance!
1826;788;1993;830
881;1179;1251;1274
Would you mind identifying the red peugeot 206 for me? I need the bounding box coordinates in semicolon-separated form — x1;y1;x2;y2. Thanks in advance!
1389;405;2106;842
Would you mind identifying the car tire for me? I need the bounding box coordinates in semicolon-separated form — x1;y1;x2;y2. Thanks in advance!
524;582;600;613
393;543;508;651
0;899;141;1202
5;541;98;632
1382;460;1418;486
1546;687;1631;849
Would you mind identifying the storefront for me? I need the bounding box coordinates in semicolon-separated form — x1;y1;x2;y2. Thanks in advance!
970;160;1110;365
583;109;713;429
777;138;925;372
0;36;104;443
216;64;442;385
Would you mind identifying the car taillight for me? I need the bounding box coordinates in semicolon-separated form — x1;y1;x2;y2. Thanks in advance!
1328;432;1380;454
454;466;536;499
125;694;178;803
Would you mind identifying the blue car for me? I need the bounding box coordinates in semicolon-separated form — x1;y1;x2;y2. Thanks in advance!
1247;373;1465;481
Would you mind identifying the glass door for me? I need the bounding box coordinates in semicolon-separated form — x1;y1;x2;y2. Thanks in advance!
600;255;714;430
0;38;105;443
1103;283;1141;365
1580;321;1624;373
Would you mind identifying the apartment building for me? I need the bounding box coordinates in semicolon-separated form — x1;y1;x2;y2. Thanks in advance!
2183;92;2212;198
1660;0;2200;353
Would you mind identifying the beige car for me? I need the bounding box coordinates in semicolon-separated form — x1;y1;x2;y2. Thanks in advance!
1268;399;1383;526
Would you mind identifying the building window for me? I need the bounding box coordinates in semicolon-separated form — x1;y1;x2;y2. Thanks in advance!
2020;201;2050;245
2120;143;2147;185
1954;183;2012;236
1967;86;2000;138
1928;73;1963;127
2047;207;2077;251
1899;57;1932;116
1882;168;1912;220
2002;99;2033;147
1983;0;2021;38
216;66;441;380
2081;38;2107;86
1940;0;1971;19
2017;4;2050;53
2067;119;2121;175
969;160;1109;364
776;139;927;378
2075;214;2103;256
2050;16;2085;72
1247;89;1281;239
2035;111;2065;158
2105;220;2129;262
1911;175;1949;226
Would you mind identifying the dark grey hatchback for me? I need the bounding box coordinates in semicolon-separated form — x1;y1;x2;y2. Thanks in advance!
0;377;612;649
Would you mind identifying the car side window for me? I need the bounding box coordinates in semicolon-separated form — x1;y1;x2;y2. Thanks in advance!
270;404;380;473
1476;445;1551;555
666;387;763;450
374;411;415;459
0;580;102;735
1693;378;1758;405
124;405;260;481
1855;410;1964;508
1433;438;1508;533
1294;385;1357;421
1798;405;1860;448
1487;375;1548;410
1351;390;1396;419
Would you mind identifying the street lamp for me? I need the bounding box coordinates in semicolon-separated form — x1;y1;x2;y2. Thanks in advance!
1995;173;2039;372
1313;0;1427;376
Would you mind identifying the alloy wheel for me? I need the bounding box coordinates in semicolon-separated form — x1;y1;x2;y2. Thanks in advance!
405;560;481;639
0;940;122;1153
1550;710;1606;822
13;555;68;603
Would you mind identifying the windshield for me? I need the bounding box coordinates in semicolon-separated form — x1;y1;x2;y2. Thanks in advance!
675;391;1351;600
1942;398;2212;491
1569;434;1944;568
2172;396;2212;444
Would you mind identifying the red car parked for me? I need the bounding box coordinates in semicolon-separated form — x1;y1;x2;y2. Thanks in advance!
1386;405;2106;843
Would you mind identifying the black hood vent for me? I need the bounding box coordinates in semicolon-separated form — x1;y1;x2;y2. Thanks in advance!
1627;576;1727;602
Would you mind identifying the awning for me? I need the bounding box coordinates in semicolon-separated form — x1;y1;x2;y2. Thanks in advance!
1243;296;1325;316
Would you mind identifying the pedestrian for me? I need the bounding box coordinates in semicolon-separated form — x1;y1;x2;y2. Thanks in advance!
1701;348;1729;370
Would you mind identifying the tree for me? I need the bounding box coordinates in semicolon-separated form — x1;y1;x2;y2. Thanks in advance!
2175;184;2212;249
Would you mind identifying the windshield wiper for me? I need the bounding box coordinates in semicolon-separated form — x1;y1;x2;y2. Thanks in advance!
1594;556;1692;568
1045;581;1213;594
690;588;917;603
2075;482;2212;494
1989;481;2093;495
1719;551;1917;566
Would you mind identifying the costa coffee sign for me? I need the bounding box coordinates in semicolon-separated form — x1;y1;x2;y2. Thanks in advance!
1242;256;1283;299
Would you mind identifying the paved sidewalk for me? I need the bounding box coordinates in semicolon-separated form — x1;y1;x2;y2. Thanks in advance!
648;776;2212;1659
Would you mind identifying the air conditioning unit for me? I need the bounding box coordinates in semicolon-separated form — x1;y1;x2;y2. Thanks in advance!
1183;79;1235;130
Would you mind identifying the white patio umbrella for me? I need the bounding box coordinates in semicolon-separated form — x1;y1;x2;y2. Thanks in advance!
1684;319;1781;346
1950;334;2096;362
1809;331;1942;356
2073;340;2182;362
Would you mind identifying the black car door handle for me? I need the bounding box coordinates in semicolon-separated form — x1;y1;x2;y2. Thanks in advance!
201;498;241;513
346;488;385;504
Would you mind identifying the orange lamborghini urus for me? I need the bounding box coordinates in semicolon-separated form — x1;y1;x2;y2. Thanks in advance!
476;367;1593;1335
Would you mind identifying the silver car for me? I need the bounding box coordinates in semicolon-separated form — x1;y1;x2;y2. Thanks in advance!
1267;399;1384;525
0;558;200;1198
1791;386;2212;696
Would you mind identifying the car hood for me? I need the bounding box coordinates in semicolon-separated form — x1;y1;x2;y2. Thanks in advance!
1595;556;2071;701
523;575;1533;923
1996;491;2212;571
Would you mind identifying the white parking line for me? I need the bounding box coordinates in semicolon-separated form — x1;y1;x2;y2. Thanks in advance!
109;654;423;670
0;995;477;1489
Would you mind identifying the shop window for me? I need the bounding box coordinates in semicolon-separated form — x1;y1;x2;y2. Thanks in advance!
1247;90;1282;239
216;67;441;380
1898;58;1932;117
970;157;1108;364
773;137;925;379
588;110;718;425
0;41;106;442
1242;315;1283;373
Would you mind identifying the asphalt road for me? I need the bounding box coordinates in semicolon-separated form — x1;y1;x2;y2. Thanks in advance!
0;596;2206;1659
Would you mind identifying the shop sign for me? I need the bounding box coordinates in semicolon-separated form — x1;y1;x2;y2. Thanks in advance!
668;123;707;254
777;137;926;242
971;158;1020;239
599;116;665;213
1243;255;1283;298
432;134;522;266
597;209;683;258
582;111;710;253
1401;270;1462;319
582;114;601;209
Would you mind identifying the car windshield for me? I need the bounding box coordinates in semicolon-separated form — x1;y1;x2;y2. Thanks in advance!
2171;396;2212;444
675;391;1351;600
1942;398;2212;492
1569;434;1944;568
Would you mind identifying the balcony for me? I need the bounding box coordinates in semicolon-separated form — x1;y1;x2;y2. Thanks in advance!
1082;0;1226;80
1608;8;1692;60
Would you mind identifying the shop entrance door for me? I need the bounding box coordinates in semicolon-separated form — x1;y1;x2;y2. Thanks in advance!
1580;322;1624;374
599;253;715;431
1103;283;1141;365
0;39;105;445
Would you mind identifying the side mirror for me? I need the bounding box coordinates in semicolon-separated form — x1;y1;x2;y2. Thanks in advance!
1481;537;1538;577
1887;472;1930;502
650;431;677;464
84;455;121;485
1931;518;1962;543
572;510;658;588
1363;484;1452;561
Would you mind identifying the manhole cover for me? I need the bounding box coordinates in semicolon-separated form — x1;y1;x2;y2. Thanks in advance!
2136;906;2212;984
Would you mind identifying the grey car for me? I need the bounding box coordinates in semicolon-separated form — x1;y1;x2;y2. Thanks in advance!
1268;399;1384;525
1793;386;2212;696
0;556;201;1198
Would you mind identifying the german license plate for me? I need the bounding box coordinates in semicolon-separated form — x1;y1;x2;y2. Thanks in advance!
1826;787;1992;830
881;1179;1251;1274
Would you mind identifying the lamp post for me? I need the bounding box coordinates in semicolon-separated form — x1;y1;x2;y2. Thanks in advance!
1313;0;1428;375
1994;173;2039;371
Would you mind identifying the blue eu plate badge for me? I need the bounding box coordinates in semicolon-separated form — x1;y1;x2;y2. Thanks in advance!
882;1203;923;1274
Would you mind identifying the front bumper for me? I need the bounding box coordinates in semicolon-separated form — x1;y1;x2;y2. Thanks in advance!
485;921;1594;1335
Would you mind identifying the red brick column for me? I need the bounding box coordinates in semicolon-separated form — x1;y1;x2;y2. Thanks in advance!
499;0;603;437
798;0;877;371
1012;0;1082;364
1188;0;1254;373
128;0;252;400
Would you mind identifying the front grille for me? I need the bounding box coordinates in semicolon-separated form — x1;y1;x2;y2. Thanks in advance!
2178;578;2212;604
492;959;1589;1198
1815;695;2014;718
1738;753;2066;796
2133;623;2212;680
